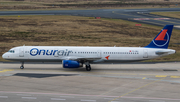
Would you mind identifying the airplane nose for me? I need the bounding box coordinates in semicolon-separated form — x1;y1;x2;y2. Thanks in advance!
2;53;6;59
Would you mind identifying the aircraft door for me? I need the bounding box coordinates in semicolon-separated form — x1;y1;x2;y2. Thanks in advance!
19;47;24;57
143;49;148;58
97;50;101;57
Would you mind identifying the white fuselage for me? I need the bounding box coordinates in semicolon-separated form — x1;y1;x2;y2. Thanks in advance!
2;46;176;63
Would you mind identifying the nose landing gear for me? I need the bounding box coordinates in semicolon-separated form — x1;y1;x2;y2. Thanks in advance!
20;62;24;69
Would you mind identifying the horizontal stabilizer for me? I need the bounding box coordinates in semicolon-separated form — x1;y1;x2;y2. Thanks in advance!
156;50;176;55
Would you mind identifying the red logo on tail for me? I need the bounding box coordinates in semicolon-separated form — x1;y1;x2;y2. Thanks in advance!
155;29;168;41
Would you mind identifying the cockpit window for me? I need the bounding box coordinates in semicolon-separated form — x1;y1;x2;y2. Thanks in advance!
8;50;15;53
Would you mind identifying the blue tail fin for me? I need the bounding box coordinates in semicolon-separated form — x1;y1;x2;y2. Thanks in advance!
145;25;173;49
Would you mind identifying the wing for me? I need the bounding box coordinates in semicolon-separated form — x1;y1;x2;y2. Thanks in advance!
61;56;102;61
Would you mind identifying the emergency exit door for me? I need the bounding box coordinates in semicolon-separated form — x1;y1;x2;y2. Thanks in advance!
97;50;101;57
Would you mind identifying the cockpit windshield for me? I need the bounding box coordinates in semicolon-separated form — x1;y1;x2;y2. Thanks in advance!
8;50;15;53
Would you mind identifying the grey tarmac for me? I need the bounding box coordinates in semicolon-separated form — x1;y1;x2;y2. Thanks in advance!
0;62;180;102
0;8;180;29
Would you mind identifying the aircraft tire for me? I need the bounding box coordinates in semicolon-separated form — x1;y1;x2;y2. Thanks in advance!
20;66;24;69
86;65;91;71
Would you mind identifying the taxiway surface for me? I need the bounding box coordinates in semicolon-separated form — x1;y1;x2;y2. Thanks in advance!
0;62;180;102
0;8;180;29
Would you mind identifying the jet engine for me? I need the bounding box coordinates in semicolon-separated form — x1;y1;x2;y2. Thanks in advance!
62;60;83;68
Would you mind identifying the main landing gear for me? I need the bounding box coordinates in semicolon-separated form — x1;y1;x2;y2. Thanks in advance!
20;62;24;69
85;62;91;71
86;65;91;71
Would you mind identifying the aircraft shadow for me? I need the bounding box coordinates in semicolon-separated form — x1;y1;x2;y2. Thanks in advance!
13;73;78;78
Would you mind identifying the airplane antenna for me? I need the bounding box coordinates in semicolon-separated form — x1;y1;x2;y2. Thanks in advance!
114;45;116;47
23;44;25;46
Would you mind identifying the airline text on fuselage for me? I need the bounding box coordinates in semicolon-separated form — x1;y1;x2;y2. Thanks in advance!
30;48;72;56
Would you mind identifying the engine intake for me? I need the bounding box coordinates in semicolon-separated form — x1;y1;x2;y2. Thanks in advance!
62;60;83;68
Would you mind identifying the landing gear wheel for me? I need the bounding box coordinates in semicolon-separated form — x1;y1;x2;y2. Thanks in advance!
20;62;24;69
20;66;24;69
86;65;91;71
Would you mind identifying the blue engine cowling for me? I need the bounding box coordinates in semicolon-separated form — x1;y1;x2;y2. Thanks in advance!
62;60;83;68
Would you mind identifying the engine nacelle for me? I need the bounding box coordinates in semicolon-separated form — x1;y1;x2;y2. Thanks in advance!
62;60;83;68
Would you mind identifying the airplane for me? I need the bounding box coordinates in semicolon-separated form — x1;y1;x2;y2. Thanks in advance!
2;25;176;71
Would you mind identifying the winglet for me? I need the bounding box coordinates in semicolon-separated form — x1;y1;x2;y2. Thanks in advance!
145;25;173;49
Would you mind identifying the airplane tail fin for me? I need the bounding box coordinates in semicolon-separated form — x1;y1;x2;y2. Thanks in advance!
145;25;173;49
